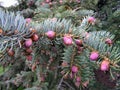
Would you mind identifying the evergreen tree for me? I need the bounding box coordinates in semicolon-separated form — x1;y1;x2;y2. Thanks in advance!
0;0;120;90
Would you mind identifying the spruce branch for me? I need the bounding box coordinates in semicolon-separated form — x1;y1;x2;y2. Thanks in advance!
0;7;120;90
0;10;32;54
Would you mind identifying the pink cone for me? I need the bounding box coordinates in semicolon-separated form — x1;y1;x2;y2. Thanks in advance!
90;52;99;61
46;30;56;39
25;18;31;24
71;66;78;73
105;38;113;45
88;17;95;24
63;36;73;46
76;76;81;82
25;39;33;48
100;60;110;71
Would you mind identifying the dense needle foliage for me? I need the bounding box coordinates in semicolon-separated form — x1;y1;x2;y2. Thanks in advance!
0;0;120;90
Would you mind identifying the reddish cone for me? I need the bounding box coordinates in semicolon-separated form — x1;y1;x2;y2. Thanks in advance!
7;49;15;56
75;39;83;46
26;55;32;61
32;34;39;42
25;48;32;54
